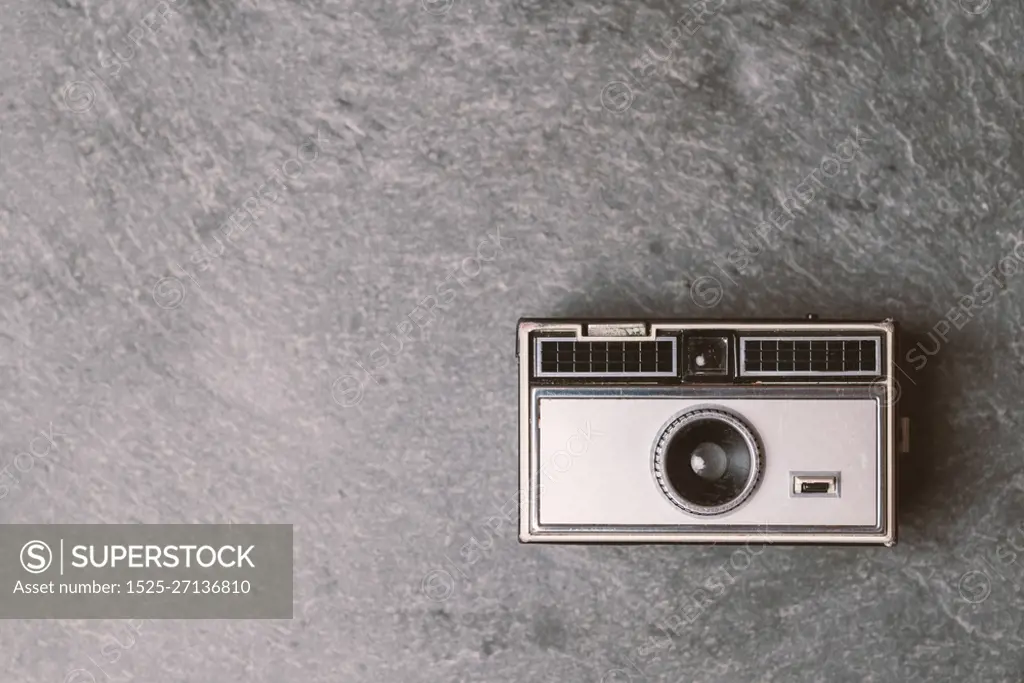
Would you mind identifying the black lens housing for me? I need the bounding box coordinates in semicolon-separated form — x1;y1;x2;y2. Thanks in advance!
654;409;762;515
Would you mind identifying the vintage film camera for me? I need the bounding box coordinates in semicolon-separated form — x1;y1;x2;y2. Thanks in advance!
517;318;900;545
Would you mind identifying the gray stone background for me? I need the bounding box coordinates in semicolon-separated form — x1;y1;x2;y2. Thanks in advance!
1;0;1023;680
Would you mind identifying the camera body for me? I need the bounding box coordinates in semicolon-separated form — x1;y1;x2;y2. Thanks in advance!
517;318;898;546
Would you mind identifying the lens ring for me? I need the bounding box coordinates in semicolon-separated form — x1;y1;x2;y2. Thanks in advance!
652;408;763;516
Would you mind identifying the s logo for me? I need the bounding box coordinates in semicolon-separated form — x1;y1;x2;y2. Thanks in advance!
20;540;52;574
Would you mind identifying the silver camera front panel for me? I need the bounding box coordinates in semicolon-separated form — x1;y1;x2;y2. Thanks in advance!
533;387;879;526
517;320;897;545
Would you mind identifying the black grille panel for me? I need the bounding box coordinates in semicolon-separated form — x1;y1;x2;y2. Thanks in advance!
740;337;879;376
535;337;677;377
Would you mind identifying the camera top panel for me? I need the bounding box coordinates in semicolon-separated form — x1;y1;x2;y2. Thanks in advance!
521;319;893;385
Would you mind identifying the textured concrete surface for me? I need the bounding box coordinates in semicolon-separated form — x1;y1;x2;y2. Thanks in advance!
2;0;1024;680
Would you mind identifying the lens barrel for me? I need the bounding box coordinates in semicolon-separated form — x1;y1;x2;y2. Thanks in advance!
653;409;763;515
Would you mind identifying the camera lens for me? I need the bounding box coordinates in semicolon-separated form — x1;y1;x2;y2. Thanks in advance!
653;409;762;515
